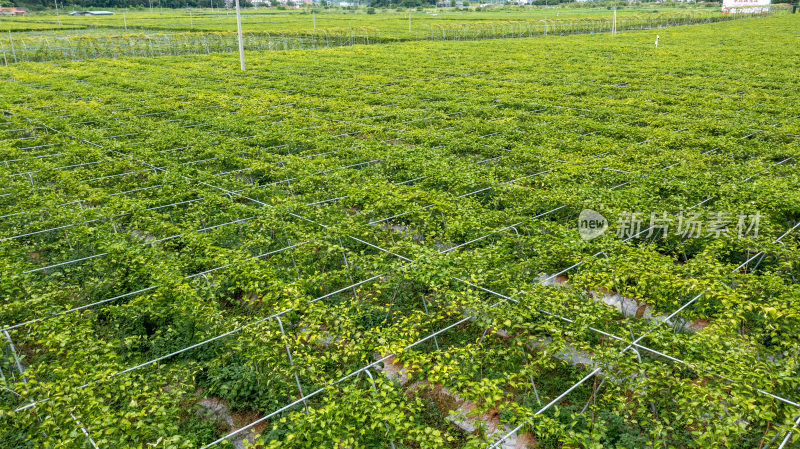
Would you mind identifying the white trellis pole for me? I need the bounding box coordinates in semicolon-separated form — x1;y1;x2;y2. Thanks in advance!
55;0;61;25
612;6;617;36
124;10;128;30
408;8;411;33
313;8;316;30
235;0;245;70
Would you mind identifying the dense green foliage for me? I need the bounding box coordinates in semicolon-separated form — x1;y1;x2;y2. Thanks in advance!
1;5;732;34
0;12;799;449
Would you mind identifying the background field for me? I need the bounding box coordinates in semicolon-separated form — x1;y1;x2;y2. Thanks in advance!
0;6;769;63
4;5;724;33
1;8;799;449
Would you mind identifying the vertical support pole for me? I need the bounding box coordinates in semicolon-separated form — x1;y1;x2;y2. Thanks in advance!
275;317;308;414
0;349;7;388
383;282;403;323
409;8;411;33
55;0;61;25
8;31;16;64
2;330;57;442
629;327;642;362
124;10;128;30
2;331;26;384
529;376;542;406
338;238;360;302
420;295;440;351
579;377;606;414
613;6;617;36
313;8;316;30
235;0;245;71
361;370;398;449
190;9;193;28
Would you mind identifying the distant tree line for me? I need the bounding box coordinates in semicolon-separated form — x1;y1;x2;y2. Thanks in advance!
12;0;257;8
12;0;798;10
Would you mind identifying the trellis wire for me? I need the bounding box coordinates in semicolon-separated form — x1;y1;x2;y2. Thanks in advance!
3;62;797;448
201;208;800;447
487;217;800;447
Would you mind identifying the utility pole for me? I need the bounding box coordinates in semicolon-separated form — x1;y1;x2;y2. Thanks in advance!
235;0;245;70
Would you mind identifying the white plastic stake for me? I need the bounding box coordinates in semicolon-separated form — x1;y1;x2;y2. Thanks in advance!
190;9;193;28
123;11;127;30
235;0;245;70
55;0;61;25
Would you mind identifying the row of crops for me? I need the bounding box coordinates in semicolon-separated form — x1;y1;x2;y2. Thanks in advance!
0;10;777;64
0;13;799;449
